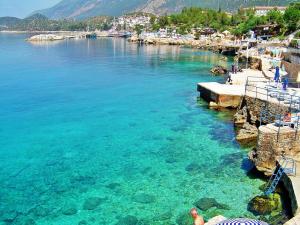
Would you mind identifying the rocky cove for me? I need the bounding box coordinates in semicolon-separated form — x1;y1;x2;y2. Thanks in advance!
197;67;300;224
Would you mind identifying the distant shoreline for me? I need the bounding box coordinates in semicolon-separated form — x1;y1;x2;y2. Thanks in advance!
0;30;86;34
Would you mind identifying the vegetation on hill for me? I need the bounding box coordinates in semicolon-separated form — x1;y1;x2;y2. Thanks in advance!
0;3;299;37
150;2;300;36
35;0;295;19
0;14;112;31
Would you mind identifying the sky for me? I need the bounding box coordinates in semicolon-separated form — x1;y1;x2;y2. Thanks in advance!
0;0;61;18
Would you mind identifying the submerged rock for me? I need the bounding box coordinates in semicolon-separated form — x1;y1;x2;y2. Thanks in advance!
248;193;282;215
185;163;202;173
83;197;105;210
32;206;49;217
78;220;88;225
62;203;77;215
106;183;121;190
176;211;194;225
24;219;37;225
155;211;172;221
115;215;138;225
220;152;244;165
133;193;155;204
194;198;230;211
1;210;17;223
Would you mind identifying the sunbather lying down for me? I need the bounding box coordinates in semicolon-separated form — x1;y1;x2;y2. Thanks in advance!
283;111;292;122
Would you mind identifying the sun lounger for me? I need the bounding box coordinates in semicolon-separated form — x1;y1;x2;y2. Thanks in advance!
274;120;293;127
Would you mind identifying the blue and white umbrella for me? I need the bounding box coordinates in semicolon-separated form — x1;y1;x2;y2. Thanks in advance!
216;218;269;225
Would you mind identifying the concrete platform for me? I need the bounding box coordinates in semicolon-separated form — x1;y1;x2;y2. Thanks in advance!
197;82;245;108
229;69;265;85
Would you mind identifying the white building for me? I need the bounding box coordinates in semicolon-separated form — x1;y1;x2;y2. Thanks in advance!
113;15;151;29
242;6;287;16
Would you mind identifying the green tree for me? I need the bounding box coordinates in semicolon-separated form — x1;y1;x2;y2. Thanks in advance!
134;24;144;37
284;3;300;32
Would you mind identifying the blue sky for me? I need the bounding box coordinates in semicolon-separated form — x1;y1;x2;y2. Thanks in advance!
0;0;61;18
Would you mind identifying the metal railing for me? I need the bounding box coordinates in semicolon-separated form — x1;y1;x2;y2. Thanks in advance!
265;156;297;195
245;76;300;112
260;109;300;142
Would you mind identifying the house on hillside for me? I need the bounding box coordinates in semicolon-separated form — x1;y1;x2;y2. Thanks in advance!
242;6;287;16
254;24;281;40
200;28;216;36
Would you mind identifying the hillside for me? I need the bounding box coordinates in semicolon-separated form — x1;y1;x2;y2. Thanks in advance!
35;0;294;19
0;14;112;31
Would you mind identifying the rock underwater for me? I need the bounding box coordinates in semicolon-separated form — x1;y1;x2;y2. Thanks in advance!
248;193;282;215
194;197;230;211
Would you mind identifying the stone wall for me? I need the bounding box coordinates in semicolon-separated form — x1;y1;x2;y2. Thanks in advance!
242;96;289;124
251;125;300;174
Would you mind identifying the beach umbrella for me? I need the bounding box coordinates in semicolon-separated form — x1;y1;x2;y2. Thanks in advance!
216;218;269;225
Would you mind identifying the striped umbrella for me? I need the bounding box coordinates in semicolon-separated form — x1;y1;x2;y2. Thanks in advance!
216;218;269;225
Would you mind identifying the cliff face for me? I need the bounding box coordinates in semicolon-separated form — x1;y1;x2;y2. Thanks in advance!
34;0;294;19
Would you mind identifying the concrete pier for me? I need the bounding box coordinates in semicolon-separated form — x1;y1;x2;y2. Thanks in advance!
197;82;245;108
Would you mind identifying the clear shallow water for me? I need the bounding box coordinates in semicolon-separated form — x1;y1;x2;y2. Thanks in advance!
0;34;264;225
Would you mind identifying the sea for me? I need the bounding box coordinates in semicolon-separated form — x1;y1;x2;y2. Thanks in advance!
0;34;264;225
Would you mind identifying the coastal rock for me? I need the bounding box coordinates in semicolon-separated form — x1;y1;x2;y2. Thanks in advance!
115;215;138;225
209;101;219;108
194;198;230;211
28;34;65;42
62;203;77;215
133;193;155;204
176;212;194;225
248;193;282;215
233;107;247;126
210;65;228;75
82;197;105;210
236;122;258;143
185;163;202;173
129;35;139;42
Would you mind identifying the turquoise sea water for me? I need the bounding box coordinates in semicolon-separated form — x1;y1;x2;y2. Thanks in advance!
0;34;264;225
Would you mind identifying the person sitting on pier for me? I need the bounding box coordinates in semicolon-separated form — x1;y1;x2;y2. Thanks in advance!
227;74;233;85
283;111;292;122
190;208;205;225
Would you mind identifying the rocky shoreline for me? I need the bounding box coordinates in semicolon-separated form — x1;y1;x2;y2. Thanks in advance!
128;35;242;55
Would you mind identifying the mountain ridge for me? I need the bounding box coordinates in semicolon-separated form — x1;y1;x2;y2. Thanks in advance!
34;0;295;19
